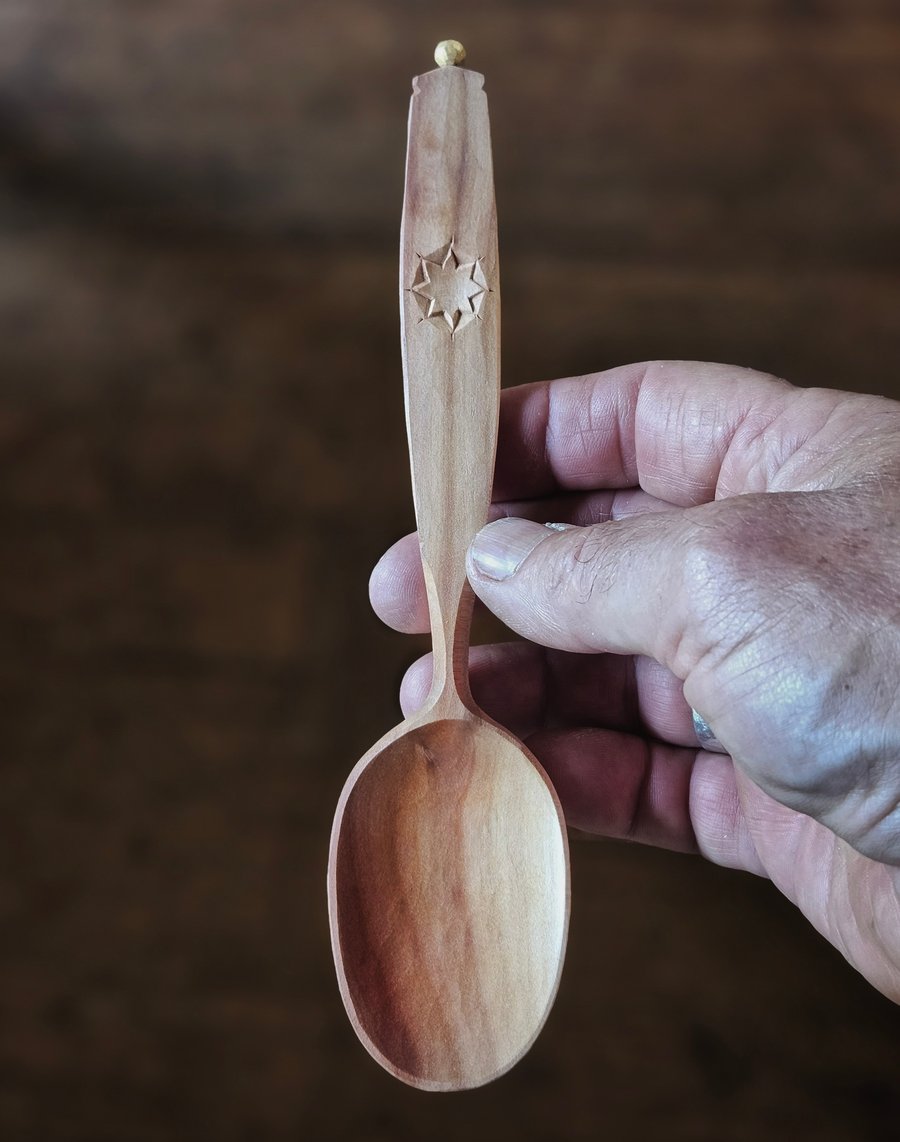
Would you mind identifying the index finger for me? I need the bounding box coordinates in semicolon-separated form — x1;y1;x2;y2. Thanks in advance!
495;361;797;506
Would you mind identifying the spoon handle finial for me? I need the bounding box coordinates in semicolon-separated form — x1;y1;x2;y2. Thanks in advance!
400;56;499;712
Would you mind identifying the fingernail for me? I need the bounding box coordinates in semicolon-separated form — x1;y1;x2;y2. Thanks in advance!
469;517;555;581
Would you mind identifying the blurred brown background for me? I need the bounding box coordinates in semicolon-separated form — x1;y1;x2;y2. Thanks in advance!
1;1;900;1139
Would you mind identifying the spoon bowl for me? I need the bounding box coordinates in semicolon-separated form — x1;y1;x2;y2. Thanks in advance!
329;710;568;1090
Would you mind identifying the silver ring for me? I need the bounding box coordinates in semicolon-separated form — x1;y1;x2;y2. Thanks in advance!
691;708;729;754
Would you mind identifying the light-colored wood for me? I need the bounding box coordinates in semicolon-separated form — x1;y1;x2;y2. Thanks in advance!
401;61;500;711
327;56;570;1091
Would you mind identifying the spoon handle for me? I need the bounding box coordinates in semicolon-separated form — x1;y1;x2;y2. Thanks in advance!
400;60;499;713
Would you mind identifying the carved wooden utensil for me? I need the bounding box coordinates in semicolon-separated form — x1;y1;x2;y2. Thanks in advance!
327;42;570;1091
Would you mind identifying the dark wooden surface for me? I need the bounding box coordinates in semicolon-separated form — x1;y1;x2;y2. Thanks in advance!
1;2;900;1139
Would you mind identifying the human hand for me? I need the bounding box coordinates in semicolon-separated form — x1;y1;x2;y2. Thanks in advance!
369;362;900;1003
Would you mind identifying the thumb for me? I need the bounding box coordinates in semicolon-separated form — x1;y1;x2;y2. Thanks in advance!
466;515;701;667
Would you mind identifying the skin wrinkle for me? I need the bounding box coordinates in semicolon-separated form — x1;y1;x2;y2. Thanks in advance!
757;389;854;495
769;402;852;492
773;394;900;493
857;797;900;864
611;371;639;486
791;818;846;946
666;404;708;502
639;449;708;508
758;383;853;488
820;828;843;952
733;792;768;875
718;384;889;501
546;379;590;489
874;868;900;998
547;375;632;490
819;840;900;1001
719;397;798;497
824;673;900;847
564;366;643;490
839;850;900;1001
639;363;753;504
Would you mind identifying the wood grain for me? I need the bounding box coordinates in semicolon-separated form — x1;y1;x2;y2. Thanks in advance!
328;61;569;1091
331;715;568;1089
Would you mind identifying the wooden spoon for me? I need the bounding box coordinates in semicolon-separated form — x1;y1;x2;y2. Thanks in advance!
327;44;570;1092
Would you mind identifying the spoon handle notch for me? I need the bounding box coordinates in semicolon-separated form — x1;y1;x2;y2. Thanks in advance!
400;62;499;714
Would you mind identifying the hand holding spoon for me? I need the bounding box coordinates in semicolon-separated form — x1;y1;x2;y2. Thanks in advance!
327;44;570;1091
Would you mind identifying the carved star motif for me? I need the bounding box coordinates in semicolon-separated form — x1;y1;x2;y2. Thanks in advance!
410;242;489;335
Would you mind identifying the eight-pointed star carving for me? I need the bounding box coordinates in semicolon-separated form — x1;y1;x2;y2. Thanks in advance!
410;242;489;335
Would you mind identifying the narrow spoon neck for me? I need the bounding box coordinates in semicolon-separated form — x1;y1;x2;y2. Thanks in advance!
423;562;475;714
